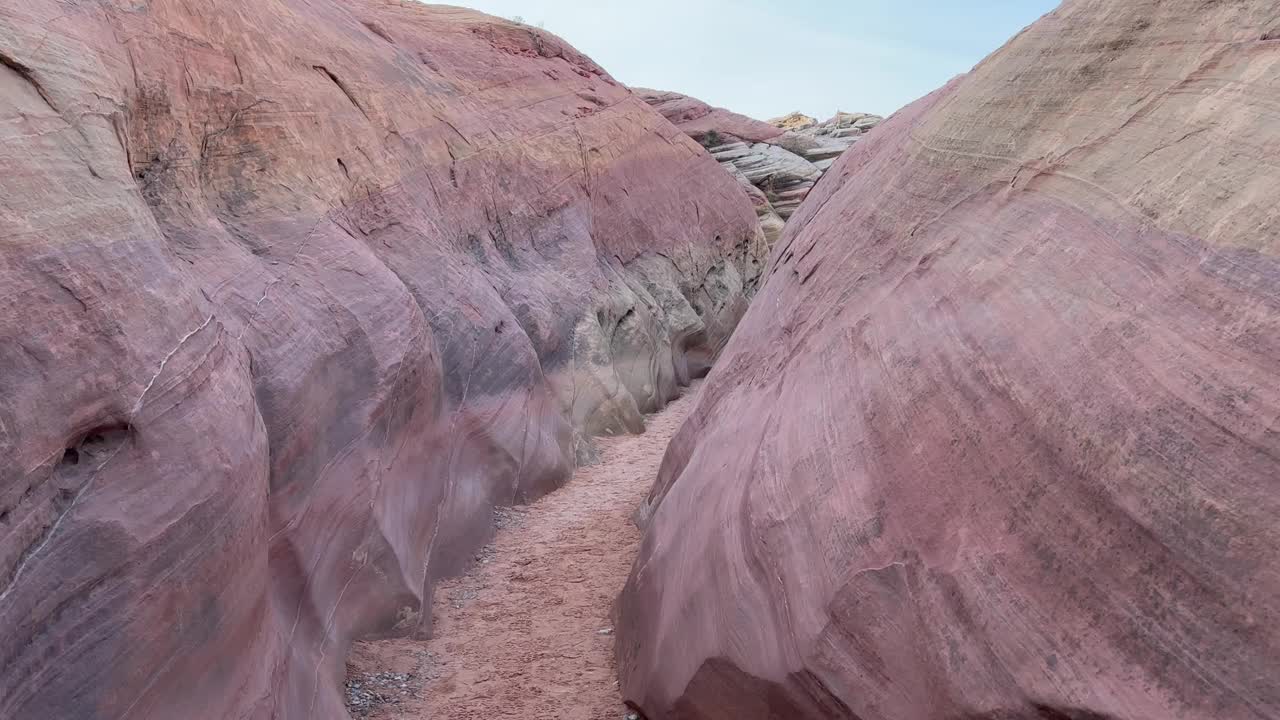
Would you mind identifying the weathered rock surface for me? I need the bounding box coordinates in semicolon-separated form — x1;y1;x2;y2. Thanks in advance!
636;89;784;147
0;2;762;718
767;111;819;131
620;1;1280;719
638;89;880;243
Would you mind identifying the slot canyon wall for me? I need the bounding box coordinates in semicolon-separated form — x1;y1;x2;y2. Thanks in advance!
0;1;764;718
638;89;881;244
619;1;1280;718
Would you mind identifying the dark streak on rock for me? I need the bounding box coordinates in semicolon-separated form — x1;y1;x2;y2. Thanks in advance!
0;50;59;114
362;20;395;45
314;65;370;120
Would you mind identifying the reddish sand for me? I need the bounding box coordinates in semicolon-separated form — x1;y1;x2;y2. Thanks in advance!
345;387;697;719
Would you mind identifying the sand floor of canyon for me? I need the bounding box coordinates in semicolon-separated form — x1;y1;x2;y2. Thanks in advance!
345;386;697;719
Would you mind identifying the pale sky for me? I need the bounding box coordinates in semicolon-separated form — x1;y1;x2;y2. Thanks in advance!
446;0;1060;120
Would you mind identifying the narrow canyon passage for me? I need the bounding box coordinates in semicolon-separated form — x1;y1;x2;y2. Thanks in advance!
344;386;698;719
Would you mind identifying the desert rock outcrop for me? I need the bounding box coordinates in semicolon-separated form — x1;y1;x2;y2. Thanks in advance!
767;110;819;131
0;2;763;718
619;1;1280;718
638;89;881;243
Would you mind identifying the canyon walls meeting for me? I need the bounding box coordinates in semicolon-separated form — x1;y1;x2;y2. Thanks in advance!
638;89;882;245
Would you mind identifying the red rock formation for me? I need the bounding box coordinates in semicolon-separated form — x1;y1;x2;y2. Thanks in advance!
634;89;784;146
0;2;762;718
619;1;1280;718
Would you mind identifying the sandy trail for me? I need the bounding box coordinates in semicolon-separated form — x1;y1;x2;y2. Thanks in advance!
345;386;697;720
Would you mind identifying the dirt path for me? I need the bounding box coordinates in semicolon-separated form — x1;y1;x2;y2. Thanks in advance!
344;387;697;720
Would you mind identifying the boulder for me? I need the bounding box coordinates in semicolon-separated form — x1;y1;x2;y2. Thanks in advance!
0;2;763;718
619;1;1280;719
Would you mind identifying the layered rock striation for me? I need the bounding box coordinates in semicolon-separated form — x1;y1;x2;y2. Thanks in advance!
0;2;763;718
620;1;1280;718
638;89;881;244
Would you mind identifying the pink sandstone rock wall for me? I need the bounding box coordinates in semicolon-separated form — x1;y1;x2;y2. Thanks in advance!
619;1;1280;718
0;2;762;718
635;89;785;146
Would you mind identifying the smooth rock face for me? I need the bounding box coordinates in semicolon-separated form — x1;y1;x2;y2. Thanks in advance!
639;90;881;242
0;2;762;718
635;89;784;146
619;2;1280;719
